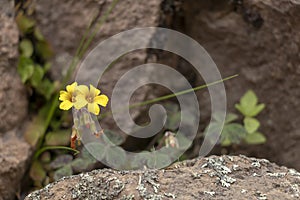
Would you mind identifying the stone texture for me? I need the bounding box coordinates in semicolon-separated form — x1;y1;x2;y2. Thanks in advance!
0;129;31;200
0;0;28;133
25;155;300;199
181;0;300;170
0;1;31;199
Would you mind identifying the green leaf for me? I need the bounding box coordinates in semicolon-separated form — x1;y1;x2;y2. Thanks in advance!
36;40;53;60
35;78;55;100
103;129;125;145
30;65;44;87
165;112;181;131
50;154;73;169
225;113;238;124
24;115;46;147
20;39;34;58
85;142;107;161
71;158;91;172
16;13;35;34
221;137;232;146
244;117;260;134
17;56;34;83
235;90;265;117
105;146;126;167
29;160;46;187
146;152;172;169
240;90;258;108
53;165;73;181
244;132;266;145
221;123;247;146
45;130;70;146
131;151;151;169
34;27;45;41
251;104;265;116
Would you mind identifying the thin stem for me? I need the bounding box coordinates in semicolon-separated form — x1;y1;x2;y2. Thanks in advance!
34;146;80;159
100;74;238;118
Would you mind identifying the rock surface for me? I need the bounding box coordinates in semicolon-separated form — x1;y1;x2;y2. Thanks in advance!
0;129;31;200
0;1;31;199
0;0;27;133
25;155;300;199
181;0;300;170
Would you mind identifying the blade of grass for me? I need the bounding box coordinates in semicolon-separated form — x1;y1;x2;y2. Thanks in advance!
100;74;238;118
34;146;80;160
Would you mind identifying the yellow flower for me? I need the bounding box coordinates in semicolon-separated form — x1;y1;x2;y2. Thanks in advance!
59;82;79;110
75;84;109;115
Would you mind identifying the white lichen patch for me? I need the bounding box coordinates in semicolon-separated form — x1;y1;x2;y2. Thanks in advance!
164;193;176;198
203;191;216;196
232;164;239;171
256;191;267;200
202;157;236;188
266;172;286;178
291;184;299;198
241;189;247;194
251;161;261;168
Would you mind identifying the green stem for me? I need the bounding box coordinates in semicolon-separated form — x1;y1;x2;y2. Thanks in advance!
100;74;238;118
130;74;238;108
34;146;80;160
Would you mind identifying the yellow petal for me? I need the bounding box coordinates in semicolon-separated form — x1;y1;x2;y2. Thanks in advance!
94;94;109;107
66;82;77;93
76;85;89;95
59;100;73;110
59;91;71;101
89;84;100;96
74;94;88;109
88;103;100;115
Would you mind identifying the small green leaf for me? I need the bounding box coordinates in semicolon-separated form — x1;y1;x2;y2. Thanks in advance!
251;103;265;116
244;117;260;134
240;90;258;108
20;39;34;58
225;113;238;124
221;123;247;145
165;112;181;131
36;40;53;60
30;65;44;87
24;115;46;147
16;13;35;33
71;158;91;172
105;146;126;167
103;129;125;145
244;132;266;145
85;142;106;161
50;154;73;169
17;56;34;83
53;165;73;181
45;130;70;146
235;90;265;117
29;160;46;186
34;27;45;41
221;137;232;146
35;78;55;100
146;152;172;169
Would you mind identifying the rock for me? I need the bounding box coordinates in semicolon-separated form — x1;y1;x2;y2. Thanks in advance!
25;155;300;199
0;0;27;133
0;129;31;200
181;0;300;170
0;1;31;199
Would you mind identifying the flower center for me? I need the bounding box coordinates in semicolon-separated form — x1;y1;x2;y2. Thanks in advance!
86;95;93;103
